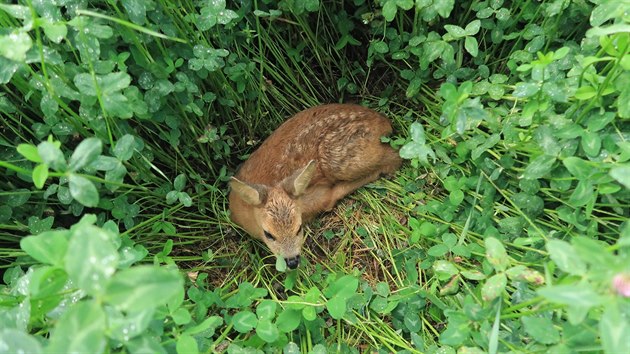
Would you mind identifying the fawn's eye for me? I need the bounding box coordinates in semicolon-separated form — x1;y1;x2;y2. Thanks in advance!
263;230;276;241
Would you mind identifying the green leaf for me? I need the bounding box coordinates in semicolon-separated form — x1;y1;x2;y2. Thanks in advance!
69;174;99;207
522;316;560;344
485;237;509;272
513;82;539;98
174;174;186;191
183;316;223;336
372;41;389;54
0;329;42;354
324;275;358;299
113;134;135;161
600;304;630;354
176;334;199;354
38;141;67;171
121;0;148;25
581;131;601;156
232;310;257;333
610;165;630;190
17;144;42;163
275;256;287;272
444;24;467;38
326;295;347;319
47;300;106;354
256;319;279;343
41;21;67;43
563;157;592;179
465;20;481;35
568;180;594;207
522;155;556;179
537;284;603;308
0;31;32;61
433;260;459;280
104;266;183;312
69;138;102;171
465;36;478;57
20;230;69;266
276;309;301;332
66;224;118;296
256;300;277;321
382;0;398;21
32;164;48;189
575;86;596;100
481;273;507;301
546;239;586;275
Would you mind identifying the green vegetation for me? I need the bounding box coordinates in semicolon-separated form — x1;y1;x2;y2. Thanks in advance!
1;0;629;353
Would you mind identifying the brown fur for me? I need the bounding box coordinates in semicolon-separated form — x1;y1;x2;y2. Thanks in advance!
228;104;402;263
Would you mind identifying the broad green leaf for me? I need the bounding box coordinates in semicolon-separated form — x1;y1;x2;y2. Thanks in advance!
68;174;99;207
126;336;167;354
581;131;601;156
481;273;506;301
38;141;67;171
47;300;106;354
522;316;560;344
513;82;539;98
575;86;597;100
121;0;147;25
538;284;603;308
465;20;481;35
302;306;316;321
105;266;183;312
113;134;135;161
610;165;630;190
600;304;630;354
546;239;586;275
0;329;42;354
256;319;279;343
69;137;102;171
183;316;223;336
568;180;594;207
174;174;186;191
17;144;42;163
106;307;154;342
404;310;422;332
41;21;67;43
485;237;509;272
382;0;397;21
32;164;48;189
465;36;478;57
326;295;347;319
256;300;277;321
20;230;69;266
176;334;198;354
444;24;467;38
232;311;257;333
0;31;32;61
522;155;556;179
563;157;592;179
433;260;459;280
276;309;301;332
324;275;358;299
66;225;118;295
172;308;191;325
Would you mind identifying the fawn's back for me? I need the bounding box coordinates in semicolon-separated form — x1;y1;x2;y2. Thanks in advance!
229;104;401;268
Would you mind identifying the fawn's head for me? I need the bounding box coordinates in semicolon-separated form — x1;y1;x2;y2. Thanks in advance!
229;160;317;269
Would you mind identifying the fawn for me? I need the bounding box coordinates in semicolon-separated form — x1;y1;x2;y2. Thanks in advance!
229;104;401;269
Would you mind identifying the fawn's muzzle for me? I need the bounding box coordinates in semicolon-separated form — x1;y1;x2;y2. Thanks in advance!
285;255;300;269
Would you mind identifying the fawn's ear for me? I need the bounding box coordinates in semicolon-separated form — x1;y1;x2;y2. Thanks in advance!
230;177;268;206
282;160;317;197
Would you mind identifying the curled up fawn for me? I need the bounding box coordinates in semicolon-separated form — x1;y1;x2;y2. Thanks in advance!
229;104;402;269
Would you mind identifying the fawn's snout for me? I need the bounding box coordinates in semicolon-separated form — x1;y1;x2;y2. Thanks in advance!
285;255;300;269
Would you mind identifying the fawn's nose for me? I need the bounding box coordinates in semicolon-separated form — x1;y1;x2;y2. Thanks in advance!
285;255;300;269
